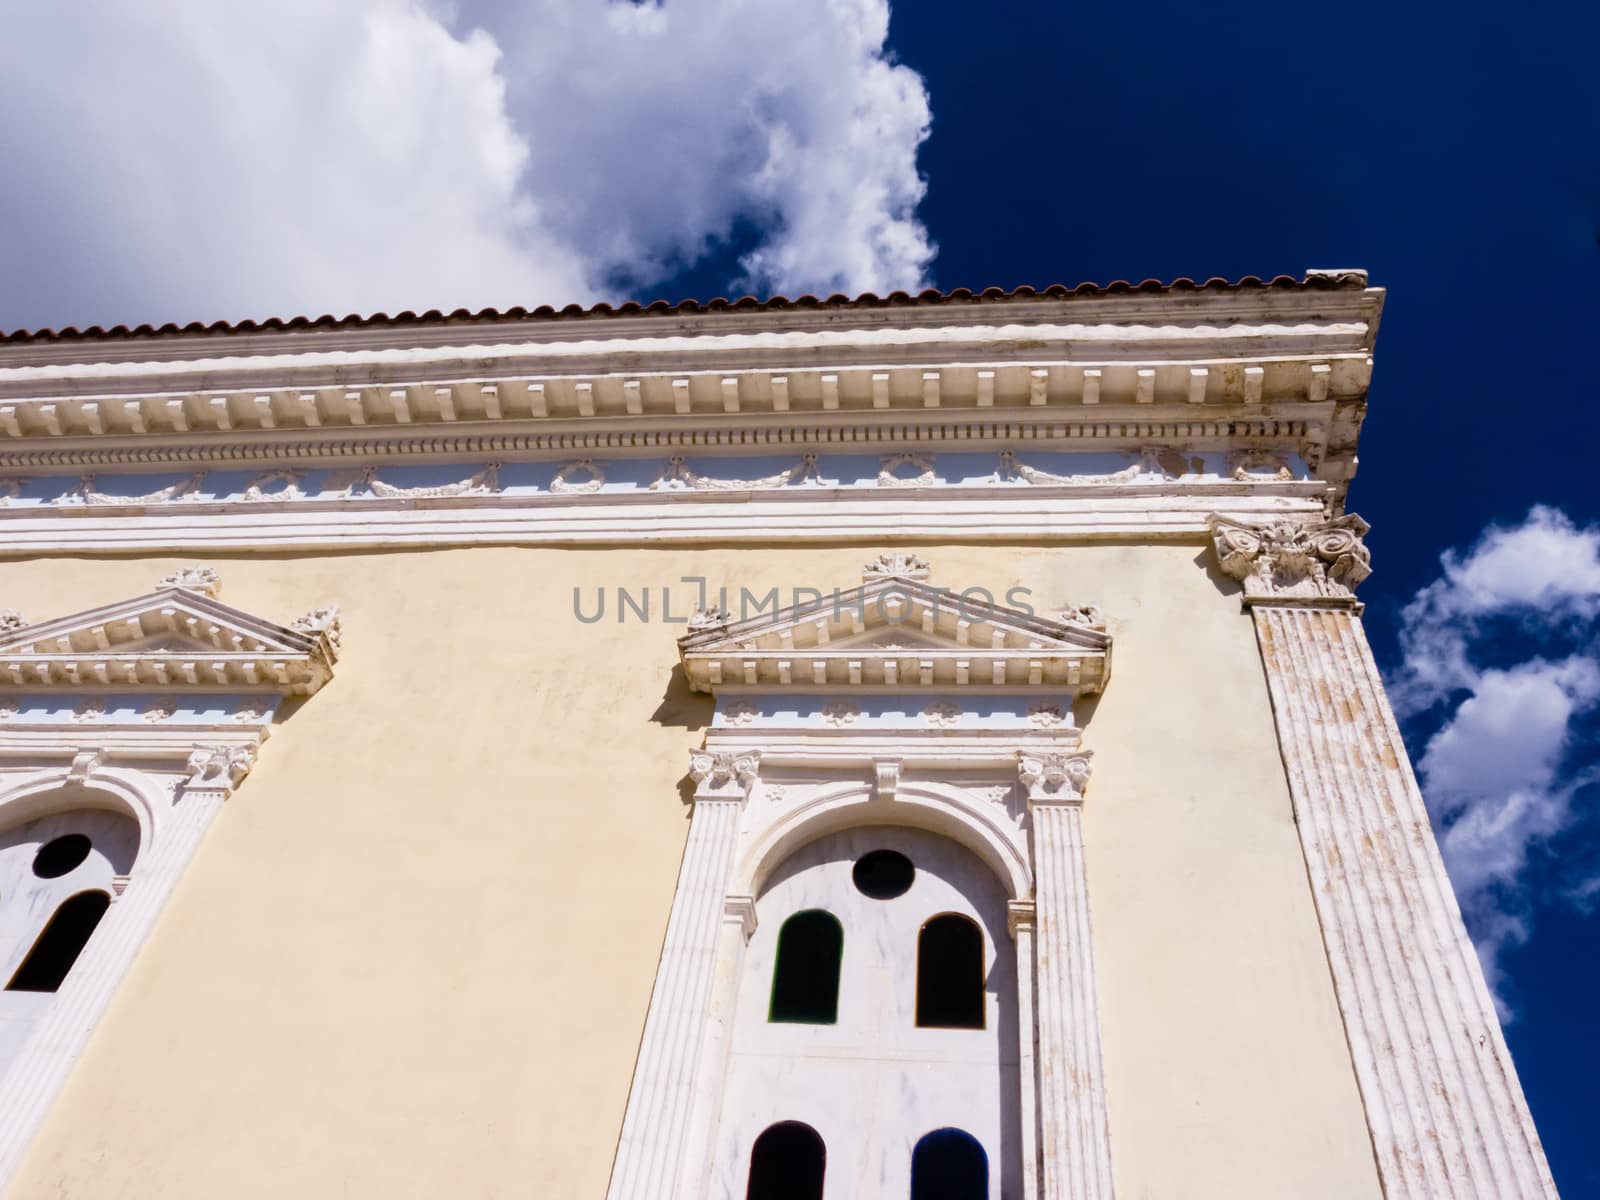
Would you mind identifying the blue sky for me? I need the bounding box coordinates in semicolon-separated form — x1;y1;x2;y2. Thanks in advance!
2;0;1598;1190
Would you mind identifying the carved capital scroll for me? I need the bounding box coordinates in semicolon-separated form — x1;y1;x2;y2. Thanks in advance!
688;749;760;803
1208;513;1372;607
1017;750;1093;804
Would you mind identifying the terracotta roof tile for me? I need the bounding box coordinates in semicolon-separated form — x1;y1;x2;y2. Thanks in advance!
0;274;1361;345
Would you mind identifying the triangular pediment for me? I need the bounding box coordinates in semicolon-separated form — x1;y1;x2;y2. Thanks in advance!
0;571;339;695
679;558;1110;694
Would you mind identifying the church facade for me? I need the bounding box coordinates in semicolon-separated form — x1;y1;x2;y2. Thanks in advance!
0;273;1558;1198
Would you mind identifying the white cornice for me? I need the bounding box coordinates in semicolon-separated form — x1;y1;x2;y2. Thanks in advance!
0;488;1330;552
0;289;1381;505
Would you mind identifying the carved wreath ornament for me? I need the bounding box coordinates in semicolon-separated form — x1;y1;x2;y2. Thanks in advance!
862;551;932;581
158;566;222;597
722;700;759;726
821;700;861;727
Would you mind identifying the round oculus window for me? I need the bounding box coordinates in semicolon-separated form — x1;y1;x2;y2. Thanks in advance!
853;849;915;899
32;833;92;879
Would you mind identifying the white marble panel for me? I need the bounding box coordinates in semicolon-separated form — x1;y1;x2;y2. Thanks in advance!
716;826;1018;1199
0;806;139;1078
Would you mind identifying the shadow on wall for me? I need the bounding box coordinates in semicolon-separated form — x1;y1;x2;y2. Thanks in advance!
650;664;713;811
1194;546;1243;600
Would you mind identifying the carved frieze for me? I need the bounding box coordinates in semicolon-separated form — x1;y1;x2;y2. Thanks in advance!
67;473;205;506
1026;701;1070;728
999;447;1173;486
242;470;305;502
363;464;502;499
650;455;818;492
550;459;605;494
821;700;861;726
876;453;938;488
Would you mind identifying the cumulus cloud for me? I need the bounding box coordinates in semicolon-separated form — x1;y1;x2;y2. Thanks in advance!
470;0;934;298
1393;505;1600;715
0;0;933;330
1393;507;1600;1016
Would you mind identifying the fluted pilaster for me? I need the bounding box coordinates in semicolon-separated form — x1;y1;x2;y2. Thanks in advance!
1009;900;1042;1200
1212;515;1556;1198
606;753;755;1200
1021;752;1115;1200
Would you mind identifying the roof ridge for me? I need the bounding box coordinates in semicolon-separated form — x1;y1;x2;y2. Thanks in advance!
0;272;1368;345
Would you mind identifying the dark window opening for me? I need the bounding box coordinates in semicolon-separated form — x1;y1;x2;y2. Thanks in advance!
853;849;915;900
768;909;843;1024
915;913;985;1029
6;890;111;993
910;1127;988;1200
32;833;92;879
746;1120;825;1200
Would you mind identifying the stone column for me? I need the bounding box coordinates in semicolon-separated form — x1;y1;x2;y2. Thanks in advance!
1019;752;1115;1200
1211;515;1557;1199
679;894;756;1200
0;746;251;1184
606;751;756;1200
1007;899;1042;1200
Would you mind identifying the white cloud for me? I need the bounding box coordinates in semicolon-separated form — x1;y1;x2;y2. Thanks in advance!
451;0;934;297
1394;505;1600;715
1395;507;1600;1017
0;0;933;331
1420;657;1599;897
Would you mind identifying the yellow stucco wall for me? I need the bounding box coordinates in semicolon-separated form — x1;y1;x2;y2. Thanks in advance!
0;544;1380;1198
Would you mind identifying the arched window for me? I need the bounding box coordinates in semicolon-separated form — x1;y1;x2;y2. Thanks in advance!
910;1127;988;1200
768;909;843;1024
746;1120;825;1200
6;890;112;993
915;913;985;1029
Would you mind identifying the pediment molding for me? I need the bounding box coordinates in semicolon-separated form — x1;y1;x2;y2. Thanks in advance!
679;555;1110;694
0;570;339;694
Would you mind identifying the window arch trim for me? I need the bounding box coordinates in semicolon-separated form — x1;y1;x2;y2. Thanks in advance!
735;780;1032;904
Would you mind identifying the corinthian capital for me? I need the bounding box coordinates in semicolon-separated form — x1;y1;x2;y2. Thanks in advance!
183;745;257;796
689;749;760;803
1018;750;1093;804
1208;514;1372;606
